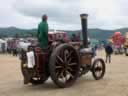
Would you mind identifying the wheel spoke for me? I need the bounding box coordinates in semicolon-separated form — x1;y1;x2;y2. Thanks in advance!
57;56;64;63
68;63;77;66
58;70;64;78
68;57;73;64
64;50;68;63
67;67;73;71
56;66;63;69
67;51;73;59
56;71;59;77
56;70;62;77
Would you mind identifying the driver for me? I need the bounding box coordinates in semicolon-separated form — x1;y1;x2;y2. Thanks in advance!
37;14;49;49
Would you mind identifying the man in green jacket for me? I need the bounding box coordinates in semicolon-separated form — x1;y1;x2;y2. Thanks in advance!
37;15;49;49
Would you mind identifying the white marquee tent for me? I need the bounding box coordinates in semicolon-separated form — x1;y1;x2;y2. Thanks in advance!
0;39;7;52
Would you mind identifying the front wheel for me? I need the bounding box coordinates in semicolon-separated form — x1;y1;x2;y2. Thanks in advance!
91;58;106;80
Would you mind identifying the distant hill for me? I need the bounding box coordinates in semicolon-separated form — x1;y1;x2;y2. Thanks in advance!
0;27;128;39
0;27;37;38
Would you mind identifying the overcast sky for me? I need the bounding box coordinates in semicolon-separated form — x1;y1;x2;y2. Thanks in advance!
0;0;128;30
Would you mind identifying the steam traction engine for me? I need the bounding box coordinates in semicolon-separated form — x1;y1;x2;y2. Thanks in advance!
20;14;106;88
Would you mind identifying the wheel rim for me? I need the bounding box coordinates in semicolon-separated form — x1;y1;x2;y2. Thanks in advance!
54;47;79;86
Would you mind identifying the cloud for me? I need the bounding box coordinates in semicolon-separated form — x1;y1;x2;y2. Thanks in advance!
14;0;81;23
0;0;39;29
0;0;128;30
13;0;84;29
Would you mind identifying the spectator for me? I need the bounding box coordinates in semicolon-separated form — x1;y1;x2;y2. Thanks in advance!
91;47;96;57
105;43;113;63
71;34;78;42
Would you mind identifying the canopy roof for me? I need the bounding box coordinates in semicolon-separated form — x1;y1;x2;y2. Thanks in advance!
48;31;66;34
0;39;6;43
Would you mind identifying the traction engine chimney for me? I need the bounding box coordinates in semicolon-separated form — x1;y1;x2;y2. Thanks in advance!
80;14;88;48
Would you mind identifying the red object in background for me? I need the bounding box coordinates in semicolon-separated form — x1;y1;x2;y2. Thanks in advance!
112;32;125;47
48;34;54;42
48;31;70;42
114;32;121;36
121;36;126;44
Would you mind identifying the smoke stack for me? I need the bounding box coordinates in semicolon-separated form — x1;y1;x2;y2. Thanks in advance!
80;14;88;48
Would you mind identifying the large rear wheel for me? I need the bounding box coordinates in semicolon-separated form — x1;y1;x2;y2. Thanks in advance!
49;44;80;88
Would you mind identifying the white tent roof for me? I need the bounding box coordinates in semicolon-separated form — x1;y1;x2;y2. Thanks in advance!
0;39;6;43
49;31;66;34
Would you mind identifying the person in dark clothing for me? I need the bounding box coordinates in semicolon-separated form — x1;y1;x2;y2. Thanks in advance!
91;46;97;57
71;34;78;42
105;43;113;63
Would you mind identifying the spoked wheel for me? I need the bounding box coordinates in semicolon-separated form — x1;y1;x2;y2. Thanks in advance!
91;58;106;80
49;44;80;88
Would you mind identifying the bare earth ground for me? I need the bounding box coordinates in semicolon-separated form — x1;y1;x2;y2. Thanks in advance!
0;50;128;96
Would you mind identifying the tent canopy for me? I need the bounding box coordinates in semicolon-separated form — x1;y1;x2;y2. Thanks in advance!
0;39;6;43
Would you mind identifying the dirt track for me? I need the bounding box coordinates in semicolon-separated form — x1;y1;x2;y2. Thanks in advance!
0;51;128;96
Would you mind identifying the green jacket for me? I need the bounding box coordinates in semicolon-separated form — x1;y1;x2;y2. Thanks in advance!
37;21;49;49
